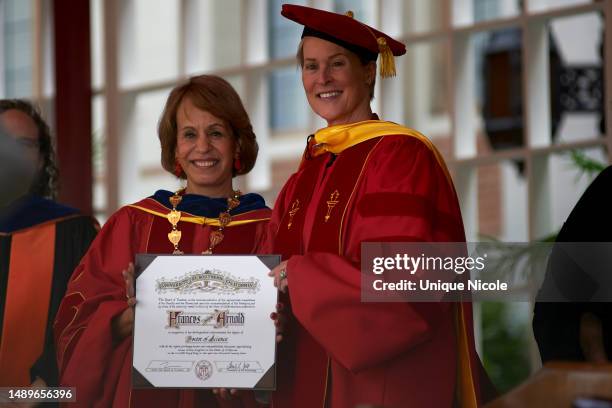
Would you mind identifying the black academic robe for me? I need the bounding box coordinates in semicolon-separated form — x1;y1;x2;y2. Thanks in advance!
0;195;98;388
533;165;612;362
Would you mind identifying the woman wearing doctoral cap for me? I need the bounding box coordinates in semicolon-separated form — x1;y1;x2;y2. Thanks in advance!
261;5;485;407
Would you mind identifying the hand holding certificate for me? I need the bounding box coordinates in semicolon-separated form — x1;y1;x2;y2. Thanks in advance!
132;254;279;390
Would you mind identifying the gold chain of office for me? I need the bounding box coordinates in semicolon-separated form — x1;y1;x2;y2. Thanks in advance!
166;188;241;254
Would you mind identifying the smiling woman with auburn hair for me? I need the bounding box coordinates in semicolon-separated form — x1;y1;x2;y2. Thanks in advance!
54;75;272;408
158;75;258;179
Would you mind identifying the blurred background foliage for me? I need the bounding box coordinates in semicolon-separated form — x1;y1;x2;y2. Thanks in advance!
482;302;532;393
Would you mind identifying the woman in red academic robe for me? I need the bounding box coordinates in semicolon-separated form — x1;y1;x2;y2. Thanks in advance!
54;75;271;407
262;5;485;408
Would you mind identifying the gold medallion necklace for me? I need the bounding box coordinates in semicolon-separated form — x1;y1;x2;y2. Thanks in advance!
166;189;242;255
167;189;184;255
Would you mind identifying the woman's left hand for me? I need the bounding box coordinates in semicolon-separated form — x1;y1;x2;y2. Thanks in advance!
268;260;289;293
111;263;136;343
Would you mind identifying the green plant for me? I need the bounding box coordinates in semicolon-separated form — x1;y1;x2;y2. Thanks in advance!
481;302;531;393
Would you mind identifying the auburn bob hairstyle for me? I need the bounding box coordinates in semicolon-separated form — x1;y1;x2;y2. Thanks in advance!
158;75;258;177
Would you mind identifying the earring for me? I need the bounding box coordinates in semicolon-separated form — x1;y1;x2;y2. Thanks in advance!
174;161;183;177
234;156;242;172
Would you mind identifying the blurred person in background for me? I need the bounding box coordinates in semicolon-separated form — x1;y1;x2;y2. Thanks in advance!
0;99;98;398
533;165;612;365
0;122;35;209
262;5;487;408
54;75;271;407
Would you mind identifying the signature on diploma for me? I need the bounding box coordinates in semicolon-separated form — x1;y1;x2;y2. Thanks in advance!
228;361;250;371
216;361;263;373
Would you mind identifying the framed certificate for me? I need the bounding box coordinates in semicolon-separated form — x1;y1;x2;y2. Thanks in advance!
132;254;279;390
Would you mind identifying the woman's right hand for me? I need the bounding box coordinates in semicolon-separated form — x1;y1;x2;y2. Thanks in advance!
268;260;289;293
111;263;136;342
272;301;286;343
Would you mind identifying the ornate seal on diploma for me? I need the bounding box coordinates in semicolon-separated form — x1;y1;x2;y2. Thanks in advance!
195;360;213;381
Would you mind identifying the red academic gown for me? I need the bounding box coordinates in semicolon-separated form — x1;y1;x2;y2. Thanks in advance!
261;129;482;407
54;194;270;408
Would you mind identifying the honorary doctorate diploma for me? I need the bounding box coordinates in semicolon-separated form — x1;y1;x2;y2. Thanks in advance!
132;255;279;389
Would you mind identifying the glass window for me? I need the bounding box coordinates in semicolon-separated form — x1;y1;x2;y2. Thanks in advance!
223;75;246;103
402;0;445;35
119;0;179;87
92;94;106;214
210;0;242;69
453;0;520;27
185;0;242;74
528;0;592;13
90;0;104;90
3;0;33;97
268;0;309;132
120;88;178;205
268;0;305;59
403;40;451;141
268;66;309;131
474;0;520;23
333;0;375;26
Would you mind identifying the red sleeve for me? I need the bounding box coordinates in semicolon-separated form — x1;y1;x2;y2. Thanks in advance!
287;136;465;372
54;207;150;405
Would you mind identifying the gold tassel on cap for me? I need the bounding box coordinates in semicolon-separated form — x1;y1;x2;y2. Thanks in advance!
343;9;397;78
377;37;396;78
